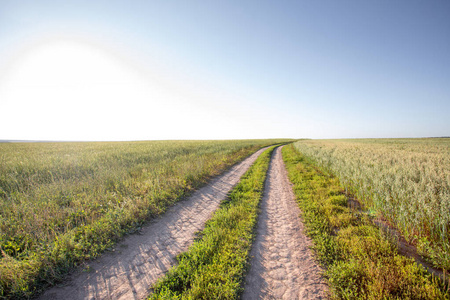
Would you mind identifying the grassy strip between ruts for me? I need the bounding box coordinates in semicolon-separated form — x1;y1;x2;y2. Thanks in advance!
282;144;449;299
149;146;276;299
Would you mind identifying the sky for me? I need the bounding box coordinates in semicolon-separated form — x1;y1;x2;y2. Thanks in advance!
0;1;449;141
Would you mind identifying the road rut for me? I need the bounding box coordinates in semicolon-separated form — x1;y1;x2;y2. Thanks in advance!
38;147;268;300
242;146;328;300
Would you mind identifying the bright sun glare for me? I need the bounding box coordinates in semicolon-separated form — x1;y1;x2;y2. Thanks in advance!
0;40;221;141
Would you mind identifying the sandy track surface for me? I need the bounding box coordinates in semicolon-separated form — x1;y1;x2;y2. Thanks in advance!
38;147;268;300
242;146;328;300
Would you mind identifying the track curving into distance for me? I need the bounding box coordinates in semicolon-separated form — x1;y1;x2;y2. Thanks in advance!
38;147;268;300
243;146;328;300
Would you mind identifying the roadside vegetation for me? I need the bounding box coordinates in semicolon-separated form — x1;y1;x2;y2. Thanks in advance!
0;140;288;299
149;146;275;299
282;144;449;299
292;138;450;271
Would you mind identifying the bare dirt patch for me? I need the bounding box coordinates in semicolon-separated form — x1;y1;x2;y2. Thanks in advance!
242;146;328;300
38;147;268;300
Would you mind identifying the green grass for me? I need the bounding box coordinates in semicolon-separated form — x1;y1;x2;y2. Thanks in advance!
149;145;276;299
0;139;290;299
292;138;450;270
282;144;449;299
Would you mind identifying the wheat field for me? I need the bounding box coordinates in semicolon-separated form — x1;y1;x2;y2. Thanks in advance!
293;138;450;270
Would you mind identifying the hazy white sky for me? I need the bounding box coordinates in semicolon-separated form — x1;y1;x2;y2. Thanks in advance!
1;39;272;140
0;1;449;141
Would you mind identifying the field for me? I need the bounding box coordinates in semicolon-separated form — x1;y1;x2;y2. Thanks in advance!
1;138;449;299
282;144;448;299
0;139;288;298
293;138;450;270
149;142;448;299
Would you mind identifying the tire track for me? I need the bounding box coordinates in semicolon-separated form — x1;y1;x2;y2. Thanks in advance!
243;146;328;300
38;147;268;300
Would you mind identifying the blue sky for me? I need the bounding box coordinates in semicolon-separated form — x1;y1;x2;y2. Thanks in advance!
0;1;449;140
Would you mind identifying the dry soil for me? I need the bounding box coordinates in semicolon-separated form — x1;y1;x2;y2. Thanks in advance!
242;146;328;300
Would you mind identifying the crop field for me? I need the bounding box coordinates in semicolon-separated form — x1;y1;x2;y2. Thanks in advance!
0;139;288;298
1;138;449;299
282;144;448;298
293;138;450;270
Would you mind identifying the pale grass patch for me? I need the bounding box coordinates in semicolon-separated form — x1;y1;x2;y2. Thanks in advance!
294;138;450;270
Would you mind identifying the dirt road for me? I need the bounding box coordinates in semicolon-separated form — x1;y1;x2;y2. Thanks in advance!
242;146;328;299
38;147;268;300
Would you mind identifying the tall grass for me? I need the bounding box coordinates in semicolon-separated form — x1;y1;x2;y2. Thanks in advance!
282;144;448;299
0;139;288;299
293;138;450;270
